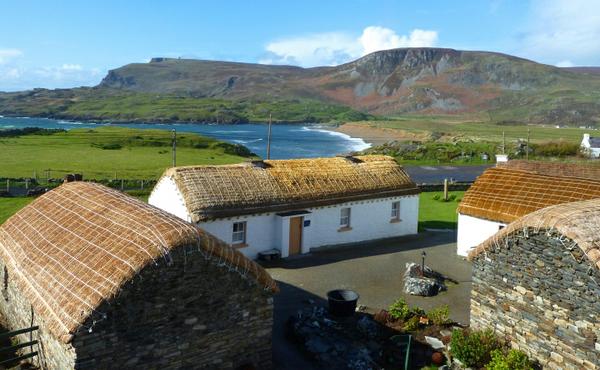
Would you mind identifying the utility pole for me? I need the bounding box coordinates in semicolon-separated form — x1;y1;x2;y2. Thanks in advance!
266;113;273;160
502;131;506;155
172;129;177;167
526;128;530;160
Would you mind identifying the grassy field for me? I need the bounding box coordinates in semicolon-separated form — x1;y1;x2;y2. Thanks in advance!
0;126;252;179
0;197;34;224
358;115;591;143
419;191;464;230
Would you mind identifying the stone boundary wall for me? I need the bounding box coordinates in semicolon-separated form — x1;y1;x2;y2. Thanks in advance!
471;230;600;369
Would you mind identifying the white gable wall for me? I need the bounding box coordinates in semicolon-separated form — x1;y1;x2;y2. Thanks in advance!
195;194;419;260
148;177;190;222
456;213;506;256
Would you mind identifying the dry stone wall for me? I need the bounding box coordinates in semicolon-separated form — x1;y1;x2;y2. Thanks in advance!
471;230;600;369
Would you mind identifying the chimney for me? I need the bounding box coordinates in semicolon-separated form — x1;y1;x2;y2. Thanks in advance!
63;173;83;183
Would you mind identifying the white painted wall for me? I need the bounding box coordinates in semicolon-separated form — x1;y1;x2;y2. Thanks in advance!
148;177;190;222
179;195;419;260
456;213;506;257
581;134;600;158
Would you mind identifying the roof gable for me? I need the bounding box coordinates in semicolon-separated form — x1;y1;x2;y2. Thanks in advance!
0;182;276;343
468;198;600;271
457;167;600;223
161;155;419;221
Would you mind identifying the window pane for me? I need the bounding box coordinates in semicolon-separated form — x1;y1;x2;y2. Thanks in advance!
340;208;351;227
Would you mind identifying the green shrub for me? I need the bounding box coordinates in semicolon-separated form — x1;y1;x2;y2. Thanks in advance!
91;142;122;150
214;142;253;157
432;194;441;200
486;349;533;370
403;316;420;331
451;329;501;368
389;298;411;321
428;305;451;325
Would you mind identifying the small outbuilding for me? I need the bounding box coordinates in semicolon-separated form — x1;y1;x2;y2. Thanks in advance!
581;133;600;158
469;199;600;368
0;182;277;369
149;155;420;259
456;165;600;256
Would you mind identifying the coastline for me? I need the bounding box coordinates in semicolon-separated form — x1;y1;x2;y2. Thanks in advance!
327;122;426;147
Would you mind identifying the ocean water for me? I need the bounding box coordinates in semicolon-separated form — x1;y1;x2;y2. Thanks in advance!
0;117;371;159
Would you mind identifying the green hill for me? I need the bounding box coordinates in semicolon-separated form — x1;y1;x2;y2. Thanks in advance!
2;48;600;126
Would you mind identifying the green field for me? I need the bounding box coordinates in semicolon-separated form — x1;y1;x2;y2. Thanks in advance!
0;197;34;224
0;126;252;179
419;191;464;230
358;116;591;143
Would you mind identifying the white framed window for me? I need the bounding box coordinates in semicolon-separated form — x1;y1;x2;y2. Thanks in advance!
340;207;351;228
391;201;400;220
232;221;247;244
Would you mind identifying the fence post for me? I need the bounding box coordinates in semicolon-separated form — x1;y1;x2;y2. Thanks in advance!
5;179;9;193
140;180;144;190
25;178;29;190
443;178;449;201
121;179;124;191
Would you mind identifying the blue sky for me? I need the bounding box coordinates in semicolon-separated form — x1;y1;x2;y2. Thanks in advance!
1;0;599;91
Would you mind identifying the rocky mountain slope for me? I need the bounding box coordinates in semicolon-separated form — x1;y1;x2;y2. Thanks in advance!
2;48;600;125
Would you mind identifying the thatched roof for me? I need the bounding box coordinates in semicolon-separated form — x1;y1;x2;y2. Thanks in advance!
499;160;600;181
159;155;419;222
468;198;600;270
0;182;277;344
457;167;600;223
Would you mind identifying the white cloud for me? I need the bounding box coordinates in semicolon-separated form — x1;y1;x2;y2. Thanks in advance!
261;26;438;67
521;0;600;66
359;27;438;55
0;48;23;64
556;60;574;67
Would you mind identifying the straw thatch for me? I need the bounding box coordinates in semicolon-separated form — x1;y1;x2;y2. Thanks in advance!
468;198;600;270
499;160;600;181
0;182;277;344
457;167;600;223
160;155;419;222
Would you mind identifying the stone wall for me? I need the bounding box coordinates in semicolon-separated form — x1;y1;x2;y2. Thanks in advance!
0;257;76;369
0;245;273;369
471;229;600;369
72;246;273;369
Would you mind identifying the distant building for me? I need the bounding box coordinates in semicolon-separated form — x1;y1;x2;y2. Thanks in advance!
581;133;600;158
469;199;600;368
0;182;276;370
149;155;420;259
456;163;600;256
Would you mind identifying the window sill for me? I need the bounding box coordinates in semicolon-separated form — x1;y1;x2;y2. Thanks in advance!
232;243;248;249
390;218;402;223
337;226;353;232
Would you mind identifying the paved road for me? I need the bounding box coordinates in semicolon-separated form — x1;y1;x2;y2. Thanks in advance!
263;231;471;370
404;165;492;183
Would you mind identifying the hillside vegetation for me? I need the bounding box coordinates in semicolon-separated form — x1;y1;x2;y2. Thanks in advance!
2;48;600;126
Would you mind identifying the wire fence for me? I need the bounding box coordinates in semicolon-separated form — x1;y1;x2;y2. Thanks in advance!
0;173;157;197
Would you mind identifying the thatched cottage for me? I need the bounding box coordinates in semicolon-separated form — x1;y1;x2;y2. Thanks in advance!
469;199;600;369
0;182;277;369
456;165;600;256
149;155;420;259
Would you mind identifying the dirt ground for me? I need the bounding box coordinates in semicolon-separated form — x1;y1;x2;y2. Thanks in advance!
263;231;472;370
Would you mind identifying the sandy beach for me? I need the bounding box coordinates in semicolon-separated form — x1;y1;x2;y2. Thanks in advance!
330;122;427;147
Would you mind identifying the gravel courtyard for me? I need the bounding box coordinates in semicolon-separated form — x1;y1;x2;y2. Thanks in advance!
263;231;472;370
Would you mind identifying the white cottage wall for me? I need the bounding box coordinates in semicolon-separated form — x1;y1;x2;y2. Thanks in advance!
307;195;419;249
198;195;418;259
456;213;506;256
199;214;279;260
148;177;190;222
